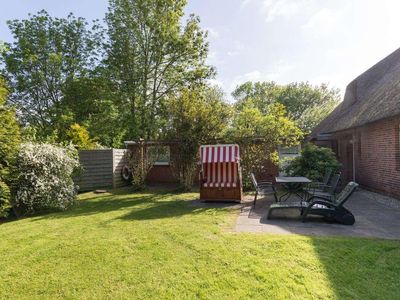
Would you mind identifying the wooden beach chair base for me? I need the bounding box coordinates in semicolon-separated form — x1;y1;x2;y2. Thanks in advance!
200;186;242;203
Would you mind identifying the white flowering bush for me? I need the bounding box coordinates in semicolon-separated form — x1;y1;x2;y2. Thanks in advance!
14;143;80;214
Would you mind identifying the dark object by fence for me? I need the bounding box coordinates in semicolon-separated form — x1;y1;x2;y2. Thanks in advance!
75;149;128;192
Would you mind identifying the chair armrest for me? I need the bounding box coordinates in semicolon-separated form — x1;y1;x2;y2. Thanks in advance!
257;182;273;187
308;182;329;189
258;180;273;184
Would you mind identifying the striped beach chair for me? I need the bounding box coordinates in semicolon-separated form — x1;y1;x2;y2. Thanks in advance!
199;144;243;202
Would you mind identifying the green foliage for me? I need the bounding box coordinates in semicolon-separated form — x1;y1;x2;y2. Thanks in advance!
0;78;20;217
85;99;126;148
284;143;341;181
105;0;214;139
62;77;113;125
296;100;339;134
166;86;231;190
1;10;102;137
0;180;11;218
228;102;303;189
0;78;20;169
66;123;97;150
233;81;340;134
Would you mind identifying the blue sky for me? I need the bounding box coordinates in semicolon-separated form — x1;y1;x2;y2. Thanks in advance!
1;0;400;100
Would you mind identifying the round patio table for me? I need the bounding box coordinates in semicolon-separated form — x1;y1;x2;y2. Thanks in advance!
275;176;312;202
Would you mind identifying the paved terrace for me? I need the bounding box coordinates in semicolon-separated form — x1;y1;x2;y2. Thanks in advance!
234;189;400;240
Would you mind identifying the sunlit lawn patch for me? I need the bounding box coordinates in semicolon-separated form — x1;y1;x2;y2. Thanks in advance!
0;187;399;299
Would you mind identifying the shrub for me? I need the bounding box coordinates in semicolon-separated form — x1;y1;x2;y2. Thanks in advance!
127;142;166;190
0;181;11;218
0;77;21;217
284;143;341;181
14;143;80;214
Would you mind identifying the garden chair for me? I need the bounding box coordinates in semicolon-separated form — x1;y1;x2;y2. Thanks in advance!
305;168;332;192
250;172;278;207
305;173;341;201
267;182;358;225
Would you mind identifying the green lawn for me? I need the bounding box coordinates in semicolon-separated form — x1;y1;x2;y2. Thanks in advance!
1;187;399;299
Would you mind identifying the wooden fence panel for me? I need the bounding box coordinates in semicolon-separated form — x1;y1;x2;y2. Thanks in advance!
75;149;129;192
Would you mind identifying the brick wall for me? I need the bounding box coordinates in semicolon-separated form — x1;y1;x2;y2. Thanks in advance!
332;116;400;198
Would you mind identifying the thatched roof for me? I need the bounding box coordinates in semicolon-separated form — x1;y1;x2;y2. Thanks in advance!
311;47;400;138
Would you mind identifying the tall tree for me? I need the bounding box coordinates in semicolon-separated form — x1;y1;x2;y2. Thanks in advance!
232;81;340;134
166;85;231;190
105;0;214;139
1;10;102;137
0;77;21;217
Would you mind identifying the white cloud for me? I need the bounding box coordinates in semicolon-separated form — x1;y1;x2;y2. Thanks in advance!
240;0;254;9
262;0;313;22
302;8;343;36
229;61;295;90
230;71;262;90
206;27;219;39
207;51;225;66
227;51;239;57
207;78;225;89
227;40;245;57
242;70;263;81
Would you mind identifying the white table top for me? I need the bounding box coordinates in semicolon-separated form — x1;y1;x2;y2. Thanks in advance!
275;176;312;183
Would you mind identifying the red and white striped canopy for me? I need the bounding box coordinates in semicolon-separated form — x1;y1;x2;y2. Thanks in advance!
200;144;240;163
200;144;240;188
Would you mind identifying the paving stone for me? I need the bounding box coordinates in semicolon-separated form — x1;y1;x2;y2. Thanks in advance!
261;225;293;234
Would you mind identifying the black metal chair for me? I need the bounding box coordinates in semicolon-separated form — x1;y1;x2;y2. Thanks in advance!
306;173;341;201
267;182;359;225
250;173;278;207
304;168;332;193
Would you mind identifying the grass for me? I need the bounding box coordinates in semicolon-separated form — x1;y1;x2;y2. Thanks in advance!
0;187;399;299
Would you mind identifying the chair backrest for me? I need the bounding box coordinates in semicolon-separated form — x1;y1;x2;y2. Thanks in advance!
250;172;258;188
322;168;333;185
334;182;359;207
327;173;341;194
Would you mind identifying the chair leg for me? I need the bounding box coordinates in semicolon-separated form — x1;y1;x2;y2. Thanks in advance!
267;207;273;219
253;191;258;207
273;189;278;203
302;208;309;222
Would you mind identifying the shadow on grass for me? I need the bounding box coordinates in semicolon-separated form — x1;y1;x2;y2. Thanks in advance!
116;199;216;221
30;188;184;221
30;188;218;222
